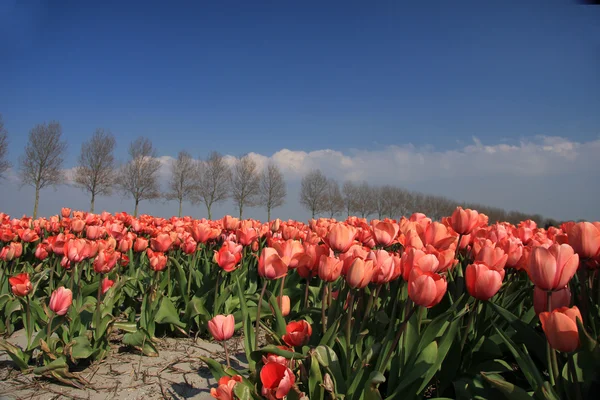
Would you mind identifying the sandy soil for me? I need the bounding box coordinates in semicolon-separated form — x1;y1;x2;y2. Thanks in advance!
0;330;248;400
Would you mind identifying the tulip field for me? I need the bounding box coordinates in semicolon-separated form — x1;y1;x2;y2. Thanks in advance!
1;208;600;399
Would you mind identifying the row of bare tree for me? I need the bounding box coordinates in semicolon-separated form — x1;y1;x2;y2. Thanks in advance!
0;115;551;225
299;169;548;225
0;118;287;219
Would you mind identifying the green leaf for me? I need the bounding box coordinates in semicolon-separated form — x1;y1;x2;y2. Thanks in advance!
309;353;324;400
0;337;30;371
154;296;185;328
385;341;438;400
364;371;385;400
315;345;348;394
418;316;461;393
33;356;68;375
68;335;95;361
170;257;189;307
122;329;158;357
113;322;138;333
199;355;228;380
251;345;306;362
481;372;532;400
236;276;256;371
267;292;287;337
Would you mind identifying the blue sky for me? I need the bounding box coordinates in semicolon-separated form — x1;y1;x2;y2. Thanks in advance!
0;0;599;221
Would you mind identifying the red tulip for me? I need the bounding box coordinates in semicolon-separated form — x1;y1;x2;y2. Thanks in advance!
9;273;32;297
346;258;376;289
408;267;447;308
207;314;235;341
465;263;505;301
325;223;357;253
282;320;312;347
210;375;243;400
317;254;343;282
568;222;600;259
258;247;288;280
101;277;115;294
527;244;579;291
539;306;582;352
146;249;168;271
533;286;571;315
150;233;173;252
49;287;73;316
262;345;294;367
450;207;480;235
213;240;243;272
260;362;295;399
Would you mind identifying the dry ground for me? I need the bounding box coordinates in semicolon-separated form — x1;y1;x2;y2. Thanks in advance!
0;330;248;400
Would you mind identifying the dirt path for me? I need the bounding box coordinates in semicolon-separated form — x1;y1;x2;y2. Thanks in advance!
0;330;247;400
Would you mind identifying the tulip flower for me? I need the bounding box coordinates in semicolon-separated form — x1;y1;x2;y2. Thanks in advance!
150;233;173;252
0;242;23;261
101;277;115;295
539;306;582;352
277;295;291;317
258;247;288;280
325;223;357;253
369;249;395;285
213;240;243;272
262;345;294;367
146;249;168;271
236;227;258;246
9;273;32;297
568;222;600;260
207;314;235;341
473;240;508;270
210;375;243;400
527;244;579;291
61;208;71;218
465;263;505;301
450;207;480;235
346;258;376;289
133;237;149;252
34;243;50;260
18;228;39;243
533;286;571;315
49;287;73;316
93;248;120;274
371;221;399;247
408;267;447;308
317;254;343;282
260;362;295;400
271;239;305;269
282;320;312;347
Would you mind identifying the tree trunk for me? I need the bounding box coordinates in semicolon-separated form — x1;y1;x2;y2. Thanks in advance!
239;204;243;220
33;185;40;219
207;203;212;220
178;199;183;218
134;199;139;217
90;193;95;213
267;207;271;222
312;209;316;219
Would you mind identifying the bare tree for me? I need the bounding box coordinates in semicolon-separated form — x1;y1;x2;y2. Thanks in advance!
117;137;162;217
0;114;10;179
342;181;358;217
19;121;67;218
166;151;199;217
73;129;116;213
324;179;344;218
259;163;286;221
193;151;231;219
230;155;261;219
353;181;376;218
299;169;329;218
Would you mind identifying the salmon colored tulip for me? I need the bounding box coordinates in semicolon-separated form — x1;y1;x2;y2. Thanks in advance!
85;225;104;240
213;240;243;272
70;218;85;233
401;248;441;280
133;237;149;252
297;243;329;279
277;295;291;317
236;227;258;246
49;287;73;316
181;236;197;254
93;248;120;274
371;221;399;247
1;242;23;261
260;362;295;400
150;233;173;252
533;286;571;315
473;240;508;270
282;320;312;347
61;208;71;218
408;267;447;308
271;239;305;269
318;254;343;282
101;277;115;295
9;273;32;297
146;249;168;271
527;244;579;291
568;222;600;259
326;223;357;253
450;207;480;235
34;243;50;260
207;314;235;341
258;247;288;280
369;249;395;285
346;257;376;289
465;263;505;301
499;237;524;268
419;222;457;250
18;228;39;243
210;375;243;400
222;215;240;231
539;306;582;353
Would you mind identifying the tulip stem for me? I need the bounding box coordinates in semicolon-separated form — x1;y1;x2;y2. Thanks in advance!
546;291;556;386
25;296;32;349
460;299;478;351
223;340;231;369
214;270;221;307
46;313;54;342
568;353;582;400
345;291;355;377
279;275;286;303
254;281;268;351
321;283;328;332
95;275;103;341
379;305;416;373
359;287;376;334
304;279;310;309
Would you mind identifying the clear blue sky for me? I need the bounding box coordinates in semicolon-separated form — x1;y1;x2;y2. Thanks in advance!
0;0;599;221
